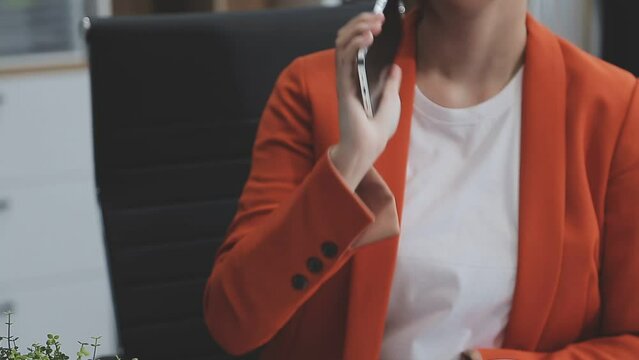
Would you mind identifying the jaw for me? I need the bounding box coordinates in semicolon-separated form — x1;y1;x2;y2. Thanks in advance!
419;0;525;19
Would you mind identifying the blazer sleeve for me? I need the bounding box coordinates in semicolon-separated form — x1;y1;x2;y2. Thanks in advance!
202;55;400;356
475;80;639;359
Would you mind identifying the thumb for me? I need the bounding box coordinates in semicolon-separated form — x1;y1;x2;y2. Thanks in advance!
385;64;402;95
374;64;402;130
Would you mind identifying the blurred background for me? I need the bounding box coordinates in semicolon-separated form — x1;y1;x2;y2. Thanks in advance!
0;0;636;358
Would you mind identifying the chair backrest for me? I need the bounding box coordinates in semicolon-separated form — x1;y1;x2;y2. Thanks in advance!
86;4;368;359
602;1;639;76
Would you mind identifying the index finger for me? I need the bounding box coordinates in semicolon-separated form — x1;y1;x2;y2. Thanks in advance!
340;11;385;35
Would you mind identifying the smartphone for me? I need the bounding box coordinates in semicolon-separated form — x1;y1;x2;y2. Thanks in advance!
357;0;405;118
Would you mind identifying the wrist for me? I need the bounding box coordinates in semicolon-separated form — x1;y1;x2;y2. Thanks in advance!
462;350;483;360
328;143;374;191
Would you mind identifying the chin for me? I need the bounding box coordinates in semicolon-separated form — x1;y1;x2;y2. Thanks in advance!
418;0;512;14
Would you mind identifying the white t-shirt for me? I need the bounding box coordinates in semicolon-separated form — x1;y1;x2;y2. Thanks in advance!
380;67;524;360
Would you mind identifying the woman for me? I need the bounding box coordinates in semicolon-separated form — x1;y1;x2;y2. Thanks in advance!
203;0;639;359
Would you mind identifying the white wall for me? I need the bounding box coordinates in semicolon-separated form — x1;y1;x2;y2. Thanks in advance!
0;68;118;357
528;0;601;55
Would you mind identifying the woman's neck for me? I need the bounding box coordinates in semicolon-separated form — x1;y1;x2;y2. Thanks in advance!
415;0;528;108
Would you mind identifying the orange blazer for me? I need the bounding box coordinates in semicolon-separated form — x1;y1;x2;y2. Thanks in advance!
204;7;639;360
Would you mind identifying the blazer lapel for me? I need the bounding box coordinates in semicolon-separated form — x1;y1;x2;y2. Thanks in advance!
502;14;567;350
343;8;419;360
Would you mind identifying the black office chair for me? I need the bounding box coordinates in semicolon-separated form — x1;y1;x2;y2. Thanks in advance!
602;0;639;76
86;4;368;360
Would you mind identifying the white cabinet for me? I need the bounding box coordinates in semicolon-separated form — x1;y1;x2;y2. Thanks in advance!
0;274;117;357
0;180;108;284
0;68;117;357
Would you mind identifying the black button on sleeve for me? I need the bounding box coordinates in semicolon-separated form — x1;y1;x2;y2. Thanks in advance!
291;274;308;290
321;241;339;259
306;257;324;274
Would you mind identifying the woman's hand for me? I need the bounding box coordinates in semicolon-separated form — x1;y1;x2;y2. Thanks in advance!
462;350;483;360
330;11;403;191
